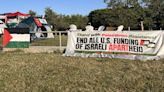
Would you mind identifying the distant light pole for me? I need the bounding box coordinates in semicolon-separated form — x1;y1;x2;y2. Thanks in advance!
128;17;130;31
126;0;131;31
141;21;144;31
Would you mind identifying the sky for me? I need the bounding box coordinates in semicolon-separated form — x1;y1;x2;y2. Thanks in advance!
0;0;107;15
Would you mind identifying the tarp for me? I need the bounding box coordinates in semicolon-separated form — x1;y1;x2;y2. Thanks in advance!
64;31;164;61
0;15;7;23
0;15;6;19
34;18;42;27
17;17;37;31
7;19;18;28
0;20;7;34
5;12;30;17
5;12;30;24
39;19;48;24
44;25;54;38
17;17;54;39
0;20;7;28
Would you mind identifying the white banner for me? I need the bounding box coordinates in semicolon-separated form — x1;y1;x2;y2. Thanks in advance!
64;31;164;60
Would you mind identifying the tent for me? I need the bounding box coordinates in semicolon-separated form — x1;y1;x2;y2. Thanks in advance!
4;12;30;28
17;17;54;40
0;16;7;34
5;12;30;17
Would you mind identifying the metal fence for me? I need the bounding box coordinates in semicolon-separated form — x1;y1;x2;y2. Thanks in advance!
0;31;68;46
0;36;2;47
2;30;163;49
30;31;68;50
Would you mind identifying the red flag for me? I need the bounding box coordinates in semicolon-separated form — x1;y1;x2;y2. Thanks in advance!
3;29;13;47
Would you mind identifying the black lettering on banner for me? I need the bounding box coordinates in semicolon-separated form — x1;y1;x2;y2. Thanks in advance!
129;46;143;52
89;37;99;43
77;37;88;43
84;44;107;50
113;38;139;45
85;44;89;50
114;38;117;44
106;38;110;43
100;38;105;43
139;47;143;52
76;44;83;49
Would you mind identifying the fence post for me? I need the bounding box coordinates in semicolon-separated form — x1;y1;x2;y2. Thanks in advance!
59;31;62;51
141;21;144;31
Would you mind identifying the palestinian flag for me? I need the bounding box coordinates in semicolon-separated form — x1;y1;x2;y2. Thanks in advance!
4;28;30;48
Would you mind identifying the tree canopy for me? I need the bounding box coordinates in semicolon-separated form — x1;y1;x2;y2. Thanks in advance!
44;7;88;31
28;10;37;17
27;0;164;30
88;0;164;30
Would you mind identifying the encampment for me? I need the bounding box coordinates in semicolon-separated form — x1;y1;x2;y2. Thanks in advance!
17;17;54;40
0;12;54;40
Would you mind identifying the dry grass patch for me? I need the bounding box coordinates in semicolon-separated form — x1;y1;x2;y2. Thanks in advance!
0;52;163;92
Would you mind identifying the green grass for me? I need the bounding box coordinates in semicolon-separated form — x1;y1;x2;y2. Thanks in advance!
0;35;68;46
0;36;2;45
0;51;163;92
30;35;68;46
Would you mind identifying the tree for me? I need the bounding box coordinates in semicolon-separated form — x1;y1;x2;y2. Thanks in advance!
28;10;36;17
89;0;164;30
44;7;88;30
88;9;114;28
88;7;143;30
44;7;59;30
101;0;158;30
44;7;58;24
69;14;88;30
104;0;142;8
142;0;164;29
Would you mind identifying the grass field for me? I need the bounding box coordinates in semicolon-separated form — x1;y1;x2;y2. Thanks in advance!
30;35;68;46
0;35;68;46
0;51;163;92
0;36;2;45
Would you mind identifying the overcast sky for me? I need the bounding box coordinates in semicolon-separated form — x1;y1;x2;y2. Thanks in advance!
0;0;106;15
